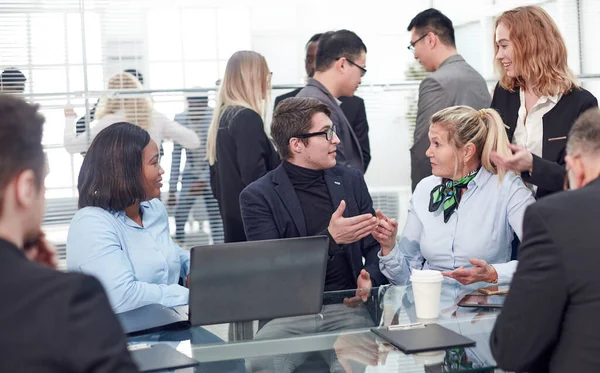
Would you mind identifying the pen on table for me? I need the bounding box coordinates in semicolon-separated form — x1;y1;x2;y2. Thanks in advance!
387;322;425;330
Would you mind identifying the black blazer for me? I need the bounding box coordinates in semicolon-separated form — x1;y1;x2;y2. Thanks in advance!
239;163;387;287
275;90;371;172
0;239;137;373
491;177;600;373
491;84;598;198
209;106;280;243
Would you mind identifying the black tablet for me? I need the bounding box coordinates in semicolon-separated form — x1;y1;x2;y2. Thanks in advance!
457;294;505;309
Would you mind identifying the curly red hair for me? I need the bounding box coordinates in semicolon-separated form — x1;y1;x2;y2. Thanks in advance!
494;6;579;96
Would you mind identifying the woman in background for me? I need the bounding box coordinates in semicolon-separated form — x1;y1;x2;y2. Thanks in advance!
207;50;280;243
64;71;200;154
490;5;597;198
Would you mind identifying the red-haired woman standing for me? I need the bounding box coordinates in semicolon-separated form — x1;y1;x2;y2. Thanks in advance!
490;5;598;198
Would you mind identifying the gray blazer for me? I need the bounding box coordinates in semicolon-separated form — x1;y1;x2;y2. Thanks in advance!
297;79;364;173
411;54;490;191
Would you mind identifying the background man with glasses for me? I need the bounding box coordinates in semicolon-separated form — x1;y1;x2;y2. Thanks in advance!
296;30;367;174
275;33;373;172
240;96;387;372
408;8;490;191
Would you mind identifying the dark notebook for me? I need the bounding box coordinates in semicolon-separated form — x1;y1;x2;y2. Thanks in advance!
371;323;476;354
117;304;190;336
129;343;199;372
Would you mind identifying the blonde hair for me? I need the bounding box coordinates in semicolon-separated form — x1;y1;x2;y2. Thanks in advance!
207;51;271;165
431;106;512;181
96;72;153;130
494;6;579;96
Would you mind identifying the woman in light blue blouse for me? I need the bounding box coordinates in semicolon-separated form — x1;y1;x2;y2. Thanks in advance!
374;106;535;286
67;122;190;314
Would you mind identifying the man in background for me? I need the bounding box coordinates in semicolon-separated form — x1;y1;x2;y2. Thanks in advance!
275;33;372;172
0;68;26;93
408;8;490;190
0;94;137;372
296;30;367;173
168;93;223;244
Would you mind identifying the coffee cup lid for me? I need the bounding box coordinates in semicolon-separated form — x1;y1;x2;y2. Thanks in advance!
410;269;443;282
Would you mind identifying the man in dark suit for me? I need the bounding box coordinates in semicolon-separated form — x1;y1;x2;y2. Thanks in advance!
491;108;600;373
0;95;137;372
275;33;372;172
240;97;386;372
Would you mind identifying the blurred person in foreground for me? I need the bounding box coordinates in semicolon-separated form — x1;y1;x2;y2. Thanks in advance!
491;108;600;373
0;94;137;372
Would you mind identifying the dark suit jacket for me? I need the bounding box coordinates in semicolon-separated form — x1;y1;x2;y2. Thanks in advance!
209;106;280;243
490;178;600;373
491;84;598;198
0;238;137;373
275;89;371;172
274;88;302;109
239;163;387;287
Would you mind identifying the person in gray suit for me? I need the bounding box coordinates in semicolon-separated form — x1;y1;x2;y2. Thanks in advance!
409;9;491;191
296;30;366;173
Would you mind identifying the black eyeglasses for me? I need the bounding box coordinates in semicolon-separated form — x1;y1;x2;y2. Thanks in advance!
289;126;336;143
338;57;367;77
407;33;429;52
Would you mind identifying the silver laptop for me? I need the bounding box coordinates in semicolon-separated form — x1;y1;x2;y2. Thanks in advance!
189;236;329;325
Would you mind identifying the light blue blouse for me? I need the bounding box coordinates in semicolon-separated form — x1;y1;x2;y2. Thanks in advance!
66;198;190;313
379;168;535;286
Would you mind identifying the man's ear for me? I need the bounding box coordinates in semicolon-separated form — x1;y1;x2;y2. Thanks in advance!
334;57;346;75
14;170;38;209
288;138;304;156
427;32;437;49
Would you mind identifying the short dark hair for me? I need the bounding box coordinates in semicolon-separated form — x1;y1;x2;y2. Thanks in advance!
315;30;367;72
407;8;455;47
0;69;27;92
567;108;600;155
305;33;323;48
78;122;151;211
123;69;144;85
0;95;45;211
271;97;331;160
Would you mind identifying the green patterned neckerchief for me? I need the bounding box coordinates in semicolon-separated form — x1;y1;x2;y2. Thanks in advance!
429;168;480;223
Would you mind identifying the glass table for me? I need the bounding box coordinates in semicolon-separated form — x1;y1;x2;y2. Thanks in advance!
129;280;503;372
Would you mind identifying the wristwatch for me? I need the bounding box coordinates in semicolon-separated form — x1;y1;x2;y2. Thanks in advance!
488;265;498;284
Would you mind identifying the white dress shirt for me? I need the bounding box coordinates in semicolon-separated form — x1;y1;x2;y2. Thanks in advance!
513;90;561;156
64;109;200;154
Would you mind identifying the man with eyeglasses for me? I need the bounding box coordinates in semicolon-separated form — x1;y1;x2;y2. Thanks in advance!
491;108;600;373
240;97;387;372
408;8;490;191
275;33;373;172
296;30;367;174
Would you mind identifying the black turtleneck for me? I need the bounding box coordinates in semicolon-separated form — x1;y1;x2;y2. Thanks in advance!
282;161;355;291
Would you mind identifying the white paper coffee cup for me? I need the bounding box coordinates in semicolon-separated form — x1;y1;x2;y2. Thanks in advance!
410;269;443;319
